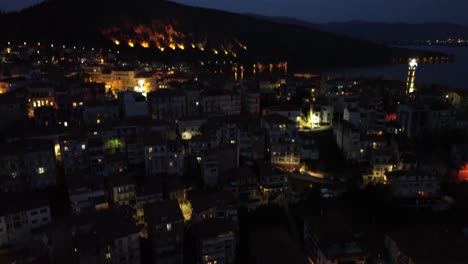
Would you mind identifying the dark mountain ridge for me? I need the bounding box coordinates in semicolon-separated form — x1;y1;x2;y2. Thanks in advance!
252;15;468;43
0;0;439;67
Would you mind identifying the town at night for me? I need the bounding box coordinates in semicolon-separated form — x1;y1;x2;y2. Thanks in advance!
1;0;468;263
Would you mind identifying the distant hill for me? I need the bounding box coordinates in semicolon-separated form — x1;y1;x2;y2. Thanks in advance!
318;21;468;43
253;15;468;43
0;0;439;67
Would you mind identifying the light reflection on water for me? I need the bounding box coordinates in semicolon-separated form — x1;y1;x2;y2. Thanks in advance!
323;46;468;90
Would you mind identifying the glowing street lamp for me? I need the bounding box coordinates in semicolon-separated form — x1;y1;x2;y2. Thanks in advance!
134;79;148;97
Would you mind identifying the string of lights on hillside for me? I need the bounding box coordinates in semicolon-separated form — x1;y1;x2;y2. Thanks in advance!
101;22;247;58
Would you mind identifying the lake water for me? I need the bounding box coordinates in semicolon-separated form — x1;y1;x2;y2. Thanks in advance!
324;46;468;90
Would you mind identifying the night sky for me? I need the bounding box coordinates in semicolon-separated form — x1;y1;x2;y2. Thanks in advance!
1;0;468;25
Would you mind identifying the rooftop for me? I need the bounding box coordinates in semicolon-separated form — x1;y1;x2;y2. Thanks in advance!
262;113;296;125
250;228;308;264
0;194;49;216
387;227;468;264
305;209;366;259
385;170;439;179
192;218;236;240
109;174;136;187
71;208;139;249
266;105;300;112
222;167;258;186
0;93;25;104
187;189;234;213
0;139;53;157
144;200;184;225
148;89;185;98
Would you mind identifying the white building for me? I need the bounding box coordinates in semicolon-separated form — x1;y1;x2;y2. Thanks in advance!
363;151;395;184
310;103;333;127
70;209;141;264
144;200;184;264
243;90;260;118
343;107;361;128
0;140;57;192
58;137;88;178
178;117;207;140
144;138;185;177
258;164;289;202
121;91;148;118
83;101;119;125
0;199;51;247
201;152;219;188
109;175;137;207
262;114;300;168
304;211;367;264
194;219;237;264
386;170;441;198
263;105;301;123
334;120;361;161
201;90;241;116
148;89;186;122
299;133;320;161
68;185;108;215
83;66;156;94
397;101;455;138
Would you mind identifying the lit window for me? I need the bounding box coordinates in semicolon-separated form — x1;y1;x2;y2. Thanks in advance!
96;119;101;124
230;140;236;144
72;102;77;108
37;167;45;174
11;171;17;179
64;146;69;152
81;144;86;150
64;122;68;127
105;252;111;259
148;147;153;153
169;161;174;167
79;102;83;106
195;101;200;106
166;223;172;231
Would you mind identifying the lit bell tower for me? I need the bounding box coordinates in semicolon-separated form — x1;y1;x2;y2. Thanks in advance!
406;58;418;94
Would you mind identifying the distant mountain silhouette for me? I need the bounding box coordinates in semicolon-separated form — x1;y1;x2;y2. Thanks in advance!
0;0;440;67
253;15;468;43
